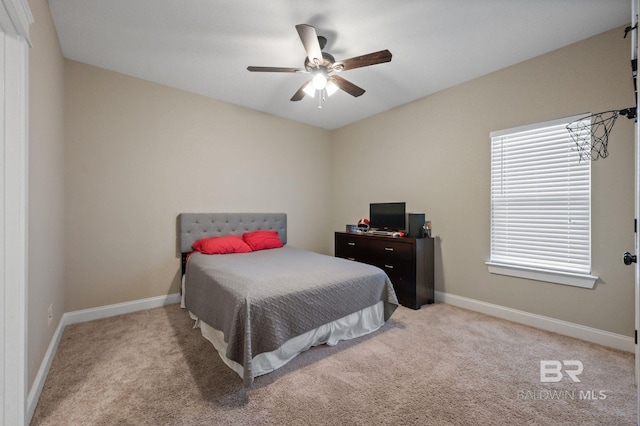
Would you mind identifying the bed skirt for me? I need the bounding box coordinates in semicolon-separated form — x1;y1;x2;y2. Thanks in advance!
188;301;385;380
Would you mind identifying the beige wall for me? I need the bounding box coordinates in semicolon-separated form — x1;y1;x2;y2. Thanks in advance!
64;61;332;311
331;27;635;336
28;0;66;388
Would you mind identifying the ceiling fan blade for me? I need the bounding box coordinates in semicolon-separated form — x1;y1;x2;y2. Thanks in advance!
247;66;304;73
335;49;392;71
295;24;323;65
331;75;365;97
290;82;311;101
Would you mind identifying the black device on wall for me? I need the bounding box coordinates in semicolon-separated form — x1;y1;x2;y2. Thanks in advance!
369;202;406;231
408;213;426;238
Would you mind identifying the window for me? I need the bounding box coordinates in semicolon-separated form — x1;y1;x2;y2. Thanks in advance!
487;116;597;288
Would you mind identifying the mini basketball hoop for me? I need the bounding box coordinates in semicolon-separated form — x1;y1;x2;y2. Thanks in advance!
566;108;636;161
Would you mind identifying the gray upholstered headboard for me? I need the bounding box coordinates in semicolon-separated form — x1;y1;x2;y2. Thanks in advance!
178;213;287;253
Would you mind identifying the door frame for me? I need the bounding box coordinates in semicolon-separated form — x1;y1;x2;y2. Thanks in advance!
0;1;32;425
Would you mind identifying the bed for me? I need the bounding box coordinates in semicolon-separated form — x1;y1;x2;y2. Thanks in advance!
179;213;398;385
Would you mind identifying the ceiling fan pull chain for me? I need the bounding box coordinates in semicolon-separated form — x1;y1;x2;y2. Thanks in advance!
318;88;329;109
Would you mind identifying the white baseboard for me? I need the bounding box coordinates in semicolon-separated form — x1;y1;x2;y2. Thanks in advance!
64;293;182;325
435;291;634;353
26;292;181;423
26;315;65;423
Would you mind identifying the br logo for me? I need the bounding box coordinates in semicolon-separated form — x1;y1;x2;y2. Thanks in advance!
540;360;583;383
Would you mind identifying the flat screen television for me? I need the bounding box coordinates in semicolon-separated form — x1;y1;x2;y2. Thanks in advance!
369;202;406;231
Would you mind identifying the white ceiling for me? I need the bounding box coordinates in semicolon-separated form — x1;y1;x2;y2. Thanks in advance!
49;0;631;130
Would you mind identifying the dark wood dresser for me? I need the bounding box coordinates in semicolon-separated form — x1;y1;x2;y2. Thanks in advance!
334;232;434;309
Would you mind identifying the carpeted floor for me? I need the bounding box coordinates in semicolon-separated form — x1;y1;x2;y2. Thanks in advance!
30;303;636;425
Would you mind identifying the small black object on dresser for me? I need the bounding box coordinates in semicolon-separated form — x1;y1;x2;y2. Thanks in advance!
335;232;434;309
407;213;426;238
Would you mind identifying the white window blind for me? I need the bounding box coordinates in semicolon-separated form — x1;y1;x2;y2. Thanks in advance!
490;116;591;276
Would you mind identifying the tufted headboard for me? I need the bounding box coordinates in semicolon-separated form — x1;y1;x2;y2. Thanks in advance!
178;212;287;254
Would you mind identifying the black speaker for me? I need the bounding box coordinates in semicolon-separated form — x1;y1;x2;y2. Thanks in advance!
408;213;426;238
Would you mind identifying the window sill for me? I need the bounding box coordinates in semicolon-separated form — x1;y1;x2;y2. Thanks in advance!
486;262;598;289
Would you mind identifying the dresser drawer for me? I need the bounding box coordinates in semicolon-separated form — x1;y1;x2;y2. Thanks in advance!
381;267;415;304
368;240;413;263
335;234;370;260
376;260;412;281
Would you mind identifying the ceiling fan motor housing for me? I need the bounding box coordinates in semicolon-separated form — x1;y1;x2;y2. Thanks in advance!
305;52;337;72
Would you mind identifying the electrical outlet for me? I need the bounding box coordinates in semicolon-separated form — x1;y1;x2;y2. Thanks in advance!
48;304;53;326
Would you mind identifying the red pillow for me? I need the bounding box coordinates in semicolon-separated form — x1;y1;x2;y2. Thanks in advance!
243;230;283;251
191;235;253;255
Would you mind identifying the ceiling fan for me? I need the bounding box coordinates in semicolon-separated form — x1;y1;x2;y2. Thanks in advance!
247;24;392;108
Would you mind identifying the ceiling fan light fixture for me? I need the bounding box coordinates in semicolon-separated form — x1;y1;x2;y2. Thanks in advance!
302;82;316;98
326;78;339;97
312;72;327;90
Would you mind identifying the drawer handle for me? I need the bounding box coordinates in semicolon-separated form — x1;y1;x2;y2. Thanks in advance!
348;242;356;246
384;264;394;269
347;257;355;261
384;247;394;251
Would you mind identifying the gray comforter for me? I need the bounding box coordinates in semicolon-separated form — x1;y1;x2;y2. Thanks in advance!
184;246;398;384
